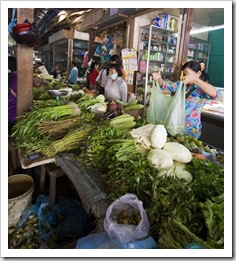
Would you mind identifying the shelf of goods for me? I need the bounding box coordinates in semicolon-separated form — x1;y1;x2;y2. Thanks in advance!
135;24;177;107
187;37;210;71
54;39;88;72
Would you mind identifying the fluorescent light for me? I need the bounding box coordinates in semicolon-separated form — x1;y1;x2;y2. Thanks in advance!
190;24;224;35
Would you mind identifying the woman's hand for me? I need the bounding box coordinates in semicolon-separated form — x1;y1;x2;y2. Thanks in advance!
183;68;199;85
152;71;162;81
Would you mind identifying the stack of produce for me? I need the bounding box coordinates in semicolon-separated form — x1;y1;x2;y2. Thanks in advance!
78;123;224;249
11;100;101;157
11;88;224;249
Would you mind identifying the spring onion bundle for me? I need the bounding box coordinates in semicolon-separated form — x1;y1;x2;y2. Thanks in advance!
43;125;96;157
11;102;81;154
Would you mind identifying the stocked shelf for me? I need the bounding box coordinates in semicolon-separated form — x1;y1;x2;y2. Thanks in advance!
187;37;210;70
53;39;88;72
135;24;177;107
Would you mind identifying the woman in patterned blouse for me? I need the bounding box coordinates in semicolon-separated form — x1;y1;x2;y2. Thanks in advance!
152;61;221;138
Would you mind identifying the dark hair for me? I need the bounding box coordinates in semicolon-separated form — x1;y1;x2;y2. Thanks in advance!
8;56;17;71
92;56;101;63
90;60;100;71
36;61;43;66
109;63;122;77
110;54;124;69
8;57;17;95
200;71;209;82
182;60;201;73
110;54;121;63
72;61;77;67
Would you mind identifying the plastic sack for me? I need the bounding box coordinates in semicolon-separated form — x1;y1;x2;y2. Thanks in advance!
162;83;185;136
18;195;88;240
138;60;147;73
75;231;157;249
146;81;185;136
103;194;150;243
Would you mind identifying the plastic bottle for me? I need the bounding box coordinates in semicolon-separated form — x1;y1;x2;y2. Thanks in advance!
170;18;176;31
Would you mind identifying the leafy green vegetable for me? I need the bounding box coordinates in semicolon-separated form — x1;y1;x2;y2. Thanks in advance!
199;194;224;248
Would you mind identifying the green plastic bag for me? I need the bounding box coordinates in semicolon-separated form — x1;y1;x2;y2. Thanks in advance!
146;80;185;136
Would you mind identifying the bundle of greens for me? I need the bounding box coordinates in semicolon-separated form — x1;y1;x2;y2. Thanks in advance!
79;125;224;249
11;103;81;154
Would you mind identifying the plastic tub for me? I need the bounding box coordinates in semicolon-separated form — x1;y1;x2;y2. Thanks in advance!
8;174;34;227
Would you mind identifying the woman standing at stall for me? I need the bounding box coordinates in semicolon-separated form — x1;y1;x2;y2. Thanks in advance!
104;63;128;103
199;60;209;82
152;61;220;138
88;60;100;92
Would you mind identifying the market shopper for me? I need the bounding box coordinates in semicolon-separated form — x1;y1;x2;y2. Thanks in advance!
68;61;78;84
199;60;209;82
88;60;100;92
152;60;221;138
104;62;128;103
95;64;110;95
8;56;17;131
110;54;127;81
52;64;63;80
35;61;50;76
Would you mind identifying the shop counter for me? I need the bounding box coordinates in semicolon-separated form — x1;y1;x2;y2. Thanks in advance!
200;89;224;150
201;110;224;150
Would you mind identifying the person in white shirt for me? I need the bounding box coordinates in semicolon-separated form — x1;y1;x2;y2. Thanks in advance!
95;66;110;95
104;63;128;103
35;62;49;76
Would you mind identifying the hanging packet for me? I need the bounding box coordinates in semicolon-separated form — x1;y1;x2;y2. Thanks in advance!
146;80;185;136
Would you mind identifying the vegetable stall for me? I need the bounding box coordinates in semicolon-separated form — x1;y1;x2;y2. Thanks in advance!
9;74;224;249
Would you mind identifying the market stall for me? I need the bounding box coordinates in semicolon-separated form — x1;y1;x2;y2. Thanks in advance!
7;7;226;251
9;83;224;249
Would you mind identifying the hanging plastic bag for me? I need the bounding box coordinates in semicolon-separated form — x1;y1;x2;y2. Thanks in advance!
146;81;185;136
138;60;147;73
146;80;173;124
103;194;150;244
163;83;186;136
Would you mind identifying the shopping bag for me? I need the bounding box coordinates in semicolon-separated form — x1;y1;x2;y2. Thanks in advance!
146;81;185;136
163;83;185;136
103;194;150;243
146;80;173;125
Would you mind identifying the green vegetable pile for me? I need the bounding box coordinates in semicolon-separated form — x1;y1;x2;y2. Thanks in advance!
10;88;224;249
78;126;224;249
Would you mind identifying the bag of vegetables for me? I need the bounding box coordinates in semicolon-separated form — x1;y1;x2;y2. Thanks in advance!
103;194;150;243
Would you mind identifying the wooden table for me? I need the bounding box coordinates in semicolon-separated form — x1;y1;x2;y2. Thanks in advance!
18;149;56;196
19;150;110;226
19;150;71;207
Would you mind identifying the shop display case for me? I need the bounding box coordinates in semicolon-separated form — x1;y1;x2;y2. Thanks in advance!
201;88;224;150
188;37;210;71
135;24;177;107
54;39;88;72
